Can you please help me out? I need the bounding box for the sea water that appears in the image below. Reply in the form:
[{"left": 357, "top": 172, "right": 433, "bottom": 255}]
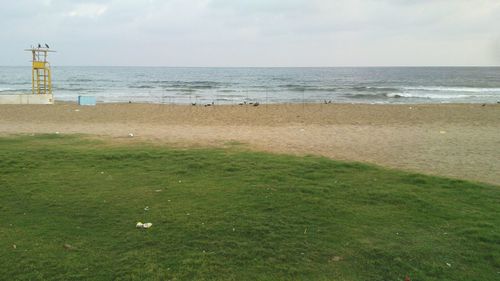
[{"left": 1, "top": 67, "right": 499, "bottom": 104}]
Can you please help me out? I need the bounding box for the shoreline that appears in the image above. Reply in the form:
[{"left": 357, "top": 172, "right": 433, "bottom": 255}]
[
  {"left": 1, "top": 103, "right": 499, "bottom": 185},
  {"left": 53, "top": 100, "right": 500, "bottom": 105}
]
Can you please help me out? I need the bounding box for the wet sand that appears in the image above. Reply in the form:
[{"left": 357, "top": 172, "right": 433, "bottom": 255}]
[{"left": 0, "top": 103, "right": 498, "bottom": 185}]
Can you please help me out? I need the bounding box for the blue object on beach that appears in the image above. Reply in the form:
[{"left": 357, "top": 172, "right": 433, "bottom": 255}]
[{"left": 78, "top": 96, "right": 96, "bottom": 106}]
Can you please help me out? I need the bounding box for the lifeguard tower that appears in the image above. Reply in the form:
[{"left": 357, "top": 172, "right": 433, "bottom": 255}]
[
  {"left": 28, "top": 45, "right": 55, "bottom": 96},
  {"left": 0, "top": 44, "right": 55, "bottom": 104}
]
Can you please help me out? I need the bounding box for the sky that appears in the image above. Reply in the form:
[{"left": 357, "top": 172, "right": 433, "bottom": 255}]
[{"left": 1, "top": 0, "right": 500, "bottom": 67}]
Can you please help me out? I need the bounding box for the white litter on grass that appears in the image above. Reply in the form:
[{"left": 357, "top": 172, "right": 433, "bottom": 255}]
[
  {"left": 55, "top": 132, "right": 60, "bottom": 135},
  {"left": 136, "top": 222, "right": 153, "bottom": 229},
  {"left": 128, "top": 133, "right": 134, "bottom": 137},
  {"left": 144, "top": 206, "right": 150, "bottom": 211},
  {"left": 74, "top": 109, "right": 80, "bottom": 112},
  {"left": 440, "top": 131, "right": 447, "bottom": 134},
  {"left": 331, "top": 256, "right": 342, "bottom": 262},
  {"left": 446, "top": 262, "right": 451, "bottom": 267}
]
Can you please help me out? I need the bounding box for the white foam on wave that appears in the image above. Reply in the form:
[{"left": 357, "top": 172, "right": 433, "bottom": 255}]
[
  {"left": 402, "top": 86, "right": 500, "bottom": 93},
  {"left": 387, "top": 86, "right": 500, "bottom": 100},
  {"left": 386, "top": 93, "right": 480, "bottom": 99}
]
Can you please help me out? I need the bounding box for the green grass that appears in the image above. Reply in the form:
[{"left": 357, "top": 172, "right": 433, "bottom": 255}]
[{"left": 0, "top": 135, "right": 498, "bottom": 281}]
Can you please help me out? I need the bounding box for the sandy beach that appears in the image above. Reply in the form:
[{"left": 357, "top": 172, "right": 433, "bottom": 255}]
[{"left": 0, "top": 102, "right": 498, "bottom": 185}]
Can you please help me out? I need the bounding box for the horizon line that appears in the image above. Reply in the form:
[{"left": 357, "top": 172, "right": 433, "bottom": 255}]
[{"left": 1, "top": 65, "right": 500, "bottom": 68}]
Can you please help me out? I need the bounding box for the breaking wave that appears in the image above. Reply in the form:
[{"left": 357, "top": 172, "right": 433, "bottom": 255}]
[
  {"left": 129, "top": 85, "right": 155, "bottom": 89},
  {"left": 402, "top": 86, "right": 500, "bottom": 93},
  {"left": 344, "top": 85, "right": 500, "bottom": 100},
  {"left": 385, "top": 92, "right": 497, "bottom": 99}
]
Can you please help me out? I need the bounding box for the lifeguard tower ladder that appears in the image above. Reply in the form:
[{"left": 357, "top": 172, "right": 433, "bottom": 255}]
[{"left": 25, "top": 46, "right": 55, "bottom": 95}]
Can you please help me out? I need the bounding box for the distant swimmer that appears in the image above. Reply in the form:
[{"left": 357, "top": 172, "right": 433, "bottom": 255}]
[{"left": 38, "top": 43, "right": 41, "bottom": 48}]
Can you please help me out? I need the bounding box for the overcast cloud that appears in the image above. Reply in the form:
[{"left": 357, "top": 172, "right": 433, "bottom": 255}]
[{"left": 1, "top": 0, "right": 499, "bottom": 66}]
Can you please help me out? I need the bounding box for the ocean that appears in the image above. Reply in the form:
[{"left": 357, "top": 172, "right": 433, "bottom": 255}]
[{"left": 1, "top": 67, "right": 499, "bottom": 104}]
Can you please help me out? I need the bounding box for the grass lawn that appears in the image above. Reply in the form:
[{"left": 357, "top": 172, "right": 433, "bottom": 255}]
[{"left": 0, "top": 135, "right": 498, "bottom": 280}]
